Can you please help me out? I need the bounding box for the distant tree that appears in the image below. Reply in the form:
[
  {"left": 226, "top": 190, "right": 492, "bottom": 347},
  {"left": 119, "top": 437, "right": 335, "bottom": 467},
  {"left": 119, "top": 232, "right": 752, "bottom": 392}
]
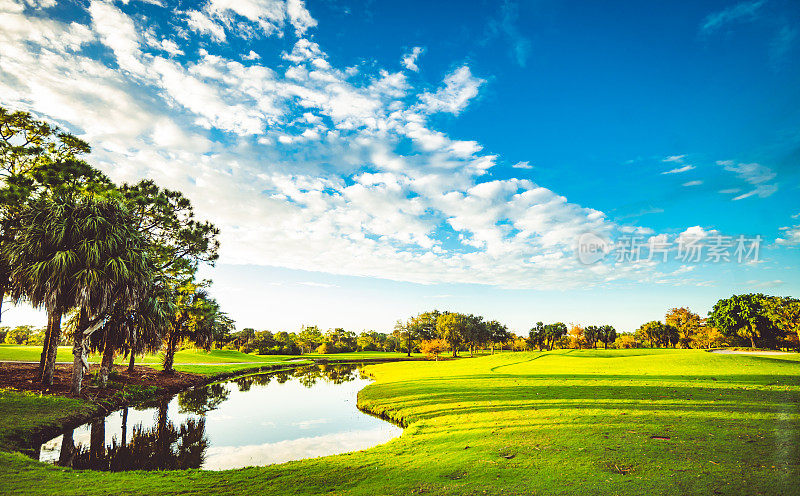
[
  {"left": 707, "top": 294, "right": 780, "bottom": 348},
  {"left": 463, "top": 314, "right": 489, "bottom": 356},
  {"left": 4, "top": 325, "right": 33, "bottom": 344},
  {"left": 763, "top": 296, "right": 800, "bottom": 347},
  {"left": 487, "top": 320, "right": 512, "bottom": 354},
  {"left": 544, "top": 322, "right": 567, "bottom": 350},
  {"left": 665, "top": 307, "right": 701, "bottom": 348},
  {"left": 436, "top": 313, "right": 467, "bottom": 357},
  {"left": 568, "top": 324, "right": 586, "bottom": 349},
  {"left": 511, "top": 336, "right": 529, "bottom": 351},
  {"left": 584, "top": 325, "right": 600, "bottom": 349},
  {"left": 162, "top": 282, "right": 221, "bottom": 374},
  {"left": 528, "top": 322, "right": 546, "bottom": 351},
  {"left": 420, "top": 339, "right": 448, "bottom": 361},
  {"left": 613, "top": 333, "right": 639, "bottom": 349},
  {"left": 598, "top": 325, "right": 617, "bottom": 349},
  {"left": 636, "top": 321, "right": 678, "bottom": 348},
  {"left": 694, "top": 324, "right": 726, "bottom": 349},
  {"left": 296, "top": 325, "right": 323, "bottom": 354}
]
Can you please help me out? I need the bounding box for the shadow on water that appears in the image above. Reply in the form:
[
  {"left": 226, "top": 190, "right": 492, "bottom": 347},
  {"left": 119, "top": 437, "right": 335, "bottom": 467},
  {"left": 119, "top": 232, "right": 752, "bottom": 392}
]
[{"left": 35, "top": 363, "right": 389, "bottom": 471}]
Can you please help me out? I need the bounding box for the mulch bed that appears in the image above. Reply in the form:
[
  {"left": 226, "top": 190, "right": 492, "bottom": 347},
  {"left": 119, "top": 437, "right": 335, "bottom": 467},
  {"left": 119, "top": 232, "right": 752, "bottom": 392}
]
[{"left": 0, "top": 362, "right": 206, "bottom": 401}]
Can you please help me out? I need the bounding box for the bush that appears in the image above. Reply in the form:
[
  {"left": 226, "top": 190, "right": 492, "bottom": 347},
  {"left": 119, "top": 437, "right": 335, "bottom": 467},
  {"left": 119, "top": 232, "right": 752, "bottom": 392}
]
[
  {"left": 420, "top": 339, "right": 448, "bottom": 360},
  {"left": 613, "top": 335, "right": 639, "bottom": 349},
  {"left": 316, "top": 342, "right": 337, "bottom": 354}
]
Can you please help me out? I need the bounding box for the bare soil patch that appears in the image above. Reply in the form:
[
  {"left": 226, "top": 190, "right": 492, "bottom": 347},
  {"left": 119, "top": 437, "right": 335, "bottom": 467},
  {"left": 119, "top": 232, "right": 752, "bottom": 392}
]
[{"left": 0, "top": 362, "right": 205, "bottom": 400}]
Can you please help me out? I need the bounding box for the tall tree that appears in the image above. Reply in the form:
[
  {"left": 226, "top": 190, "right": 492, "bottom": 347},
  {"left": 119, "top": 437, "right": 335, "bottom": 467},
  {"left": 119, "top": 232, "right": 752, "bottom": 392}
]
[
  {"left": 121, "top": 180, "right": 219, "bottom": 275},
  {"left": 9, "top": 195, "right": 150, "bottom": 393},
  {"left": 598, "top": 325, "right": 617, "bottom": 349},
  {"left": 665, "top": 307, "right": 701, "bottom": 348},
  {"left": 463, "top": 314, "right": 489, "bottom": 356},
  {"left": 707, "top": 294, "right": 779, "bottom": 348},
  {"left": 487, "top": 320, "right": 511, "bottom": 354},
  {"left": 763, "top": 296, "right": 800, "bottom": 347},
  {"left": 0, "top": 107, "right": 92, "bottom": 322},
  {"left": 161, "top": 282, "right": 224, "bottom": 374},
  {"left": 584, "top": 325, "right": 600, "bottom": 349},
  {"left": 436, "top": 313, "right": 467, "bottom": 357},
  {"left": 544, "top": 322, "right": 567, "bottom": 350},
  {"left": 528, "top": 322, "right": 546, "bottom": 351}
]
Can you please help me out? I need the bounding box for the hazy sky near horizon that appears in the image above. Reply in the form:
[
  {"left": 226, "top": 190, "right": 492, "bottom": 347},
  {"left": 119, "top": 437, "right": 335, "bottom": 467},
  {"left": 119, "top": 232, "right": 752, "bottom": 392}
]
[{"left": 1, "top": 0, "right": 799, "bottom": 334}]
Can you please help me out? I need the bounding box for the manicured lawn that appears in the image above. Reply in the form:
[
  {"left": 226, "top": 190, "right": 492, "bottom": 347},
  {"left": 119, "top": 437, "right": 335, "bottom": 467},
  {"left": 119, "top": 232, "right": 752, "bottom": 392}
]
[
  {"left": 0, "top": 345, "right": 418, "bottom": 366},
  {"left": 0, "top": 349, "right": 798, "bottom": 495}
]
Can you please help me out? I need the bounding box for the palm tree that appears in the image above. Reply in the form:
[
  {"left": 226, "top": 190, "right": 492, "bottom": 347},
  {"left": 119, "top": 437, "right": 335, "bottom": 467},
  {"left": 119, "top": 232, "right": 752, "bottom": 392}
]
[
  {"left": 9, "top": 194, "right": 150, "bottom": 393},
  {"left": 91, "top": 276, "right": 172, "bottom": 384},
  {"left": 162, "top": 282, "right": 220, "bottom": 374},
  {"left": 9, "top": 198, "right": 80, "bottom": 385}
]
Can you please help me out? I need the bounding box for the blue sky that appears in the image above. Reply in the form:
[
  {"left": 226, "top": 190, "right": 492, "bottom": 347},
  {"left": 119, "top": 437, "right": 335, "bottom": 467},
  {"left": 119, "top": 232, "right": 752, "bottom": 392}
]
[{"left": 1, "top": 0, "right": 798, "bottom": 334}]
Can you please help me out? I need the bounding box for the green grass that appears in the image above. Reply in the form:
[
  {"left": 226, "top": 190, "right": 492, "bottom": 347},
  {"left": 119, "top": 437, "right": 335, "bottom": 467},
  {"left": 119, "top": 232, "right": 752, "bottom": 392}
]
[
  {"left": 0, "top": 344, "right": 417, "bottom": 366},
  {"left": 1, "top": 349, "right": 798, "bottom": 495},
  {"left": 0, "top": 389, "right": 93, "bottom": 453}
]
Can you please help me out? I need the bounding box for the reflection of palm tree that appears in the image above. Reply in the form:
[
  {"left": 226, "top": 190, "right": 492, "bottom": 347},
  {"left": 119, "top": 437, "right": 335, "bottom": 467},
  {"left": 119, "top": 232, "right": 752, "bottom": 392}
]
[
  {"left": 89, "top": 419, "right": 105, "bottom": 465},
  {"left": 121, "top": 407, "right": 128, "bottom": 447},
  {"left": 61, "top": 397, "right": 208, "bottom": 471},
  {"left": 58, "top": 428, "right": 75, "bottom": 467}
]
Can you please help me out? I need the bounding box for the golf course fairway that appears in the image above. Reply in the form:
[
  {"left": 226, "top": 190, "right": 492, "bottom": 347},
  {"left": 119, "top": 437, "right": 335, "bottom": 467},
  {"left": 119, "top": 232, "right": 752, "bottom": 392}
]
[{"left": 1, "top": 349, "right": 798, "bottom": 495}]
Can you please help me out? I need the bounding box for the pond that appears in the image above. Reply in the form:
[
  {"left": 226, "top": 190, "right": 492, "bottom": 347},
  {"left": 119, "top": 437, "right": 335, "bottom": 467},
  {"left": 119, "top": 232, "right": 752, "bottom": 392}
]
[{"left": 36, "top": 364, "right": 402, "bottom": 471}]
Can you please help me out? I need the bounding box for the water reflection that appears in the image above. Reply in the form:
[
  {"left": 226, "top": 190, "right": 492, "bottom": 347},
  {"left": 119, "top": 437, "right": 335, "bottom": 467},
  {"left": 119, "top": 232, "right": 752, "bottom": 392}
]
[{"left": 38, "top": 364, "right": 401, "bottom": 471}]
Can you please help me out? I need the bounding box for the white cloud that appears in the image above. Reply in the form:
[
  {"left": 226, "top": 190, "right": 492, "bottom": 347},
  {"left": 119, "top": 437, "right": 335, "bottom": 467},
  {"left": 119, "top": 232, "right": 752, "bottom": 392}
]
[
  {"left": 662, "top": 155, "right": 686, "bottom": 163},
  {"left": 719, "top": 160, "right": 777, "bottom": 200},
  {"left": 243, "top": 50, "right": 261, "bottom": 60},
  {"left": 286, "top": 0, "right": 316, "bottom": 36},
  {"left": 662, "top": 164, "right": 695, "bottom": 174},
  {"left": 417, "top": 66, "right": 484, "bottom": 115},
  {"left": 682, "top": 180, "right": 702, "bottom": 186},
  {"left": 401, "top": 46, "right": 424, "bottom": 72},
  {"left": 0, "top": 0, "right": 682, "bottom": 291},
  {"left": 511, "top": 161, "right": 533, "bottom": 169},
  {"left": 701, "top": 0, "right": 766, "bottom": 34},
  {"left": 186, "top": 10, "right": 226, "bottom": 42},
  {"left": 776, "top": 215, "right": 800, "bottom": 246}
]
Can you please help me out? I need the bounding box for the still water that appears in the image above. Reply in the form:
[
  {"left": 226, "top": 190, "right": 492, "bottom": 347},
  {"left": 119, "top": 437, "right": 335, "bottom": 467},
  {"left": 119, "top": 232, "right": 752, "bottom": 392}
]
[{"left": 37, "top": 364, "right": 402, "bottom": 471}]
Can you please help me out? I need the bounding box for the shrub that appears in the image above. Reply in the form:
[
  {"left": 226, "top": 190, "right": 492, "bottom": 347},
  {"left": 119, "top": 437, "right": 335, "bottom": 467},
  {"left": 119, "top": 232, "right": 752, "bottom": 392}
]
[
  {"left": 613, "top": 335, "right": 639, "bottom": 349},
  {"left": 316, "top": 342, "right": 337, "bottom": 354},
  {"left": 420, "top": 339, "right": 448, "bottom": 360}
]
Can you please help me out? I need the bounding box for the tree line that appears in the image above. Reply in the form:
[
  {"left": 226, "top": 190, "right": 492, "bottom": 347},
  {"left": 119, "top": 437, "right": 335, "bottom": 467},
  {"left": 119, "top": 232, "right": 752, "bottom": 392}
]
[
  {"left": 633, "top": 294, "right": 799, "bottom": 350},
  {"left": 225, "top": 326, "right": 406, "bottom": 355},
  {"left": 0, "top": 106, "right": 233, "bottom": 394}
]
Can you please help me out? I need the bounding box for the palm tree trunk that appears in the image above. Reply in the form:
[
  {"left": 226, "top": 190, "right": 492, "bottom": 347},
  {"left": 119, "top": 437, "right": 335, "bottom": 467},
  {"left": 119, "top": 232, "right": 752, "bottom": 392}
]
[
  {"left": 42, "top": 313, "right": 62, "bottom": 386},
  {"left": 99, "top": 335, "right": 115, "bottom": 388},
  {"left": 163, "top": 332, "right": 177, "bottom": 374},
  {"left": 37, "top": 313, "right": 53, "bottom": 381},
  {"left": 127, "top": 331, "right": 137, "bottom": 373},
  {"left": 71, "top": 308, "right": 88, "bottom": 395}
]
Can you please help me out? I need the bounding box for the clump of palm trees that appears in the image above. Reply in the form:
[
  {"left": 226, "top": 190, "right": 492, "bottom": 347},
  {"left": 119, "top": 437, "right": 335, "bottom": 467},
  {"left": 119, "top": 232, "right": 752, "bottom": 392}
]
[{"left": 0, "top": 106, "right": 233, "bottom": 395}]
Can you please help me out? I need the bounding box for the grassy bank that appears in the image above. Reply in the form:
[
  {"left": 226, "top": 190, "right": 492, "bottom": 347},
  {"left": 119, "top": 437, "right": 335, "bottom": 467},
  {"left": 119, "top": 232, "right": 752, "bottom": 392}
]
[{"left": 1, "top": 349, "right": 798, "bottom": 495}]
